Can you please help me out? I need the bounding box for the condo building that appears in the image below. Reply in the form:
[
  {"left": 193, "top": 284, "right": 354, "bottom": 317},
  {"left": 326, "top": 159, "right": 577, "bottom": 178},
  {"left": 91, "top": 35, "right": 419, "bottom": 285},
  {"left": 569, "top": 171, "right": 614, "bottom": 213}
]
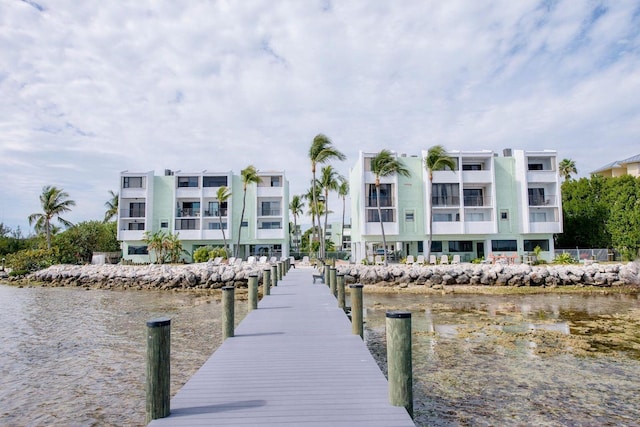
[
  {"left": 118, "top": 169, "right": 289, "bottom": 262},
  {"left": 349, "top": 149, "right": 563, "bottom": 263}
]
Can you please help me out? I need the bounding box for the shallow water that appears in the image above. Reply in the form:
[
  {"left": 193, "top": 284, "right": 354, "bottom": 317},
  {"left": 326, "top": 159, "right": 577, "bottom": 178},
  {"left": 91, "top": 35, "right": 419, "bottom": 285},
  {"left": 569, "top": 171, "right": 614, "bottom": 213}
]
[
  {"left": 363, "top": 292, "right": 640, "bottom": 426},
  {"left": 1, "top": 285, "right": 639, "bottom": 426}
]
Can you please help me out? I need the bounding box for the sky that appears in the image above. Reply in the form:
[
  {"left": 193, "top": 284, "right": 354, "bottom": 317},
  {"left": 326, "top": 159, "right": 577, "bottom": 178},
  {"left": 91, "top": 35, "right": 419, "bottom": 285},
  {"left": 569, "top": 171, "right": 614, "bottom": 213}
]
[{"left": 1, "top": 0, "right": 639, "bottom": 235}]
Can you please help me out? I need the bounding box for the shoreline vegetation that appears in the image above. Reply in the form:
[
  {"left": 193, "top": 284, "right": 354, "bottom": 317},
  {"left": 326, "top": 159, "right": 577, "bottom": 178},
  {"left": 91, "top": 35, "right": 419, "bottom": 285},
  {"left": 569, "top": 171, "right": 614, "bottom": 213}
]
[{"left": 1, "top": 260, "right": 639, "bottom": 294}]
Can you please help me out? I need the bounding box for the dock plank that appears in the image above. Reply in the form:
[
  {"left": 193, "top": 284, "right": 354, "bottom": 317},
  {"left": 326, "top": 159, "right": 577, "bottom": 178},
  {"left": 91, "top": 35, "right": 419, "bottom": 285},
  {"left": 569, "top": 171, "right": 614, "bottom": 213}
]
[{"left": 148, "top": 268, "right": 415, "bottom": 426}]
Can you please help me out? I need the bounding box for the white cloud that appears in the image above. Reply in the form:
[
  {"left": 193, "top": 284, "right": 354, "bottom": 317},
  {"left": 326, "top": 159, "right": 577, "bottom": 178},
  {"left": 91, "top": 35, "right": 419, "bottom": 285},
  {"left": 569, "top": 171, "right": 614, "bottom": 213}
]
[{"left": 0, "top": 0, "right": 639, "bottom": 232}]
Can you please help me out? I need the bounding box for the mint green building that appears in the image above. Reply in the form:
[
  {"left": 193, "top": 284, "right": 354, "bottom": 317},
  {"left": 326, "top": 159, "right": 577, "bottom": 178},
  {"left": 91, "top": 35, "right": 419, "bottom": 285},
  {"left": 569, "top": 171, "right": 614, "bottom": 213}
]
[
  {"left": 349, "top": 149, "right": 562, "bottom": 263},
  {"left": 118, "top": 169, "right": 289, "bottom": 262}
]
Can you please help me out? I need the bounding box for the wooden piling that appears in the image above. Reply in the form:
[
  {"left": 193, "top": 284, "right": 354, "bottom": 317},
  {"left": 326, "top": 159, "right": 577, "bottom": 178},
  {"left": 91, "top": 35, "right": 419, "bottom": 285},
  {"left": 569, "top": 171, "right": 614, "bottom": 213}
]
[
  {"left": 324, "top": 264, "right": 330, "bottom": 288},
  {"left": 263, "top": 269, "right": 271, "bottom": 296},
  {"left": 350, "top": 284, "right": 364, "bottom": 339},
  {"left": 146, "top": 317, "right": 171, "bottom": 423},
  {"left": 271, "top": 264, "right": 278, "bottom": 287},
  {"left": 337, "top": 273, "right": 345, "bottom": 310},
  {"left": 248, "top": 274, "right": 258, "bottom": 311},
  {"left": 386, "top": 311, "right": 413, "bottom": 417},
  {"left": 222, "top": 286, "right": 235, "bottom": 340},
  {"left": 329, "top": 267, "right": 337, "bottom": 297}
]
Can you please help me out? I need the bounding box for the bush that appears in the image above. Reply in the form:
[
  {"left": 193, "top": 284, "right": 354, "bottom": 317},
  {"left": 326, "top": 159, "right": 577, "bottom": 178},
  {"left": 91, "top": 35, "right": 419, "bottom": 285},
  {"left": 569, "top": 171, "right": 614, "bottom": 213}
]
[
  {"left": 6, "top": 247, "right": 60, "bottom": 272},
  {"left": 209, "top": 247, "right": 228, "bottom": 260},
  {"left": 553, "top": 252, "right": 576, "bottom": 264},
  {"left": 193, "top": 246, "right": 213, "bottom": 263}
]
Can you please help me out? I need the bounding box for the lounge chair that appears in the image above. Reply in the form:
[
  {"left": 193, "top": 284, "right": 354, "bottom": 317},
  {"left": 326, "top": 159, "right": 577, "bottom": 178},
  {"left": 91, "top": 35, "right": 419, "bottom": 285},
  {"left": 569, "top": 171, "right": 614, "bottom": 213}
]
[
  {"left": 452, "top": 254, "right": 461, "bottom": 264},
  {"left": 258, "top": 256, "right": 268, "bottom": 264},
  {"left": 301, "top": 256, "right": 310, "bottom": 266},
  {"left": 416, "top": 255, "right": 425, "bottom": 265},
  {"left": 440, "top": 255, "right": 449, "bottom": 264},
  {"left": 429, "top": 255, "right": 437, "bottom": 265},
  {"left": 375, "top": 255, "right": 384, "bottom": 265},
  {"left": 406, "top": 255, "right": 415, "bottom": 265},
  {"left": 247, "top": 256, "right": 256, "bottom": 265}
]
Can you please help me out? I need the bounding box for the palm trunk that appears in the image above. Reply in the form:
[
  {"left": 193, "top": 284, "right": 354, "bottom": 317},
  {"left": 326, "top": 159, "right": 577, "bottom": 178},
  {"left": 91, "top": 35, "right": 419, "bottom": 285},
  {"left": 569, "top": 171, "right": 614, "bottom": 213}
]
[
  {"left": 218, "top": 212, "right": 228, "bottom": 256},
  {"left": 293, "top": 216, "right": 298, "bottom": 252},
  {"left": 340, "top": 196, "right": 346, "bottom": 252},
  {"left": 235, "top": 188, "right": 247, "bottom": 259},
  {"left": 323, "top": 189, "right": 329, "bottom": 259},
  {"left": 311, "top": 165, "right": 320, "bottom": 259},
  {"left": 426, "top": 176, "right": 433, "bottom": 262},
  {"left": 376, "top": 182, "right": 388, "bottom": 267}
]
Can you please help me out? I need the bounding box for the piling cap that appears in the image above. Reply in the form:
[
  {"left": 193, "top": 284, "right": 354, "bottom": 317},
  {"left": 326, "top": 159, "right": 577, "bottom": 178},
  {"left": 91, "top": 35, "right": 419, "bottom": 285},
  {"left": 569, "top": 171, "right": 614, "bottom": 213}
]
[
  {"left": 349, "top": 284, "right": 364, "bottom": 288},
  {"left": 222, "top": 286, "right": 235, "bottom": 291},
  {"left": 386, "top": 311, "right": 411, "bottom": 319},
  {"left": 147, "top": 317, "right": 171, "bottom": 327}
]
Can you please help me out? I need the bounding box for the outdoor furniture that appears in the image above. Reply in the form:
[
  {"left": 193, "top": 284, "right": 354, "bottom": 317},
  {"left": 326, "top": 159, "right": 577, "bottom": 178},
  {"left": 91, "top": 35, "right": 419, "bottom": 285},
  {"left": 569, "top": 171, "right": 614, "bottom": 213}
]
[
  {"left": 406, "top": 255, "right": 415, "bottom": 265},
  {"left": 374, "top": 255, "right": 384, "bottom": 265},
  {"left": 301, "top": 256, "right": 310, "bottom": 266},
  {"left": 452, "top": 254, "right": 461, "bottom": 264},
  {"left": 416, "top": 255, "right": 425, "bottom": 265},
  {"left": 429, "top": 255, "right": 437, "bottom": 265},
  {"left": 440, "top": 255, "right": 449, "bottom": 264}
]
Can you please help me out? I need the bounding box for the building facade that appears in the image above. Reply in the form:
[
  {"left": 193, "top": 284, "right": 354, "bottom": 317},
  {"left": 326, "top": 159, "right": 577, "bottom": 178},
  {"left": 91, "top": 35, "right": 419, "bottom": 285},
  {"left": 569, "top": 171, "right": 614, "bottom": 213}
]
[
  {"left": 118, "top": 169, "right": 289, "bottom": 262},
  {"left": 591, "top": 153, "right": 640, "bottom": 178},
  {"left": 349, "top": 149, "right": 563, "bottom": 263}
]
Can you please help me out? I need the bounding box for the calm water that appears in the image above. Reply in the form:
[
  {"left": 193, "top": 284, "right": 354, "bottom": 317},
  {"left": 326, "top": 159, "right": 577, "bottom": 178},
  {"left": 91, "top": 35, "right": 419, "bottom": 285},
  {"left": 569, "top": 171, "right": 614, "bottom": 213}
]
[{"left": 1, "top": 285, "right": 639, "bottom": 426}]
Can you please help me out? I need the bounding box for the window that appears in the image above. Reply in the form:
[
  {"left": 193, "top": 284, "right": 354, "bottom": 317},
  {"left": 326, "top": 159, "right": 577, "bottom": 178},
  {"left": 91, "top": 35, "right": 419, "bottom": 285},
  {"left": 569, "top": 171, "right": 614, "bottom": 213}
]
[
  {"left": 128, "top": 245, "right": 148, "bottom": 255},
  {"left": 367, "top": 184, "right": 393, "bottom": 207},
  {"left": 129, "top": 202, "right": 145, "bottom": 218},
  {"left": 207, "top": 201, "right": 228, "bottom": 217},
  {"left": 492, "top": 240, "right": 517, "bottom": 251},
  {"left": 178, "top": 219, "right": 197, "bottom": 230},
  {"left": 160, "top": 221, "right": 168, "bottom": 229},
  {"left": 178, "top": 176, "right": 199, "bottom": 188},
  {"left": 417, "top": 241, "right": 424, "bottom": 252},
  {"left": 270, "top": 176, "right": 282, "bottom": 187},
  {"left": 261, "top": 201, "right": 281, "bottom": 216},
  {"left": 466, "top": 212, "right": 485, "bottom": 221},
  {"left": 123, "top": 176, "right": 143, "bottom": 188},
  {"left": 208, "top": 222, "right": 227, "bottom": 230},
  {"left": 405, "top": 211, "right": 415, "bottom": 222},
  {"left": 367, "top": 209, "right": 395, "bottom": 222},
  {"left": 259, "top": 221, "right": 281, "bottom": 229},
  {"left": 128, "top": 222, "right": 145, "bottom": 230},
  {"left": 203, "top": 176, "right": 227, "bottom": 187},
  {"left": 463, "top": 188, "right": 484, "bottom": 206},
  {"left": 431, "top": 241, "right": 442, "bottom": 252},
  {"left": 530, "top": 212, "right": 548, "bottom": 222},
  {"left": 528, "top": 163, "right": 543, "bottom": 171},
  {"left": 462, "top": 164, "right": 482, "bottom": 171},
  {"left": 433, "top": 213, "right": 459, "bottom": 222},
  {"left": 528, "top": 188, "right": 546, "bottom": 206},
  {"left": 179, "top": 201, "right": 200, "bottom": 217},
  {"left": 432, "top": 184, "right": 459, "bottom": 206},
  {"left": 524, "top": 240, "right": 549, "bottom": 252},
  {"left": 449, "top": 241, "right": 472, "bottom": 252},
  {"left": 241, "top": 221, "right": 248, "bottom": 227},
  {"left": 500, "top": 210, "right": 509, "bottom": 220}
]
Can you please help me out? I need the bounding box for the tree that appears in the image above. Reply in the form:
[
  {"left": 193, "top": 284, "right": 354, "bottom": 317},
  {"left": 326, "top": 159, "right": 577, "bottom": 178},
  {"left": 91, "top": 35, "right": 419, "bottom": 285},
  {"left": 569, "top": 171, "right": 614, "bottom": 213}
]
[
  {"left": 235, "top": 165, "right": 261, "bottom": 258},
  {"left": 424, "top": 145, "right": 456, "bottom": 262},
  {"left": 289, "top": 195, "right": 304, "bottom": 252},
  {"left": 55, "top": 221, "right": 119, "bottom": 263},
  {"left": 304, "top": 182, "right": 322, "bottom": 252},
  {"left": 319, "top": 165, "right": 343, "bottom": 258},
  {"left": 559, "top": 159, "right": 577, "bottom": 182},
  {"left": 337, "top": 178, "right": 349, "bottom": 252},
  {"left": 104, "top": 190, "right": 119, "bottom": 222},
  {"left": 309, "top": 134, "right": 345, "bottom": 259},
  {"left": 144, "top": 230, "right": 168, "bottom": 263},
  {"left": 370, "top": 150, "right": 410, "bottom": 266},
  {"left": 603, "top": 175, "right": 640, "bottom": 260},
  {"left": 28, "top": 185, "right": 76, "bottom": 249},
  {"left": 216, "top": 186, "right": 232, "bottom": 256}
]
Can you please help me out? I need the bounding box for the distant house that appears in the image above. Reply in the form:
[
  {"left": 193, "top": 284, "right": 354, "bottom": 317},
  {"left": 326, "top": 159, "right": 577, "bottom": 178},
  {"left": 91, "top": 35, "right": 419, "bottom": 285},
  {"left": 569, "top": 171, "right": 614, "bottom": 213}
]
[{"left": 591, "top": 154, "right": 640, "bottom": 178}]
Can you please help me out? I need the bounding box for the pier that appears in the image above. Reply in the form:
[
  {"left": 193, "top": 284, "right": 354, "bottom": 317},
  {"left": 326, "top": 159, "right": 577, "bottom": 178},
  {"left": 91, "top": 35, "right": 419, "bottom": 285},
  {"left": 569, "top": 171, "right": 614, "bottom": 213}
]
[{"left": 148, "top": 267, "right": 415, "bottom": 426}]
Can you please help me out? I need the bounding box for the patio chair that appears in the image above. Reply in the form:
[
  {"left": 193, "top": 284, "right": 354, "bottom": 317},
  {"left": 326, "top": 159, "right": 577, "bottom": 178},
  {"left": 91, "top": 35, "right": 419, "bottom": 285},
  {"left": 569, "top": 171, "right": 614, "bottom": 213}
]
[
  {"left": 247, "top": 256, "right": 256, "bottom": 265},
  {"left": 375, "top": 255, "right": 384, "bottom": 265},
  {"left": 258, "top": 256, "right": 268, "bottom": 264},
  {"left": 416, "top": 255, "right": 425, "bottom": 265},
  {"left": 440, "top": 254, "right": 449, "bottom": 264},
  {"left": 406, "top": 255, "right": 415, "bottom": 265},
  {"left": 301, "top": 256, "right": 310, "bottom": 266},
  {"left": 452, "top": 254, "right": 461, "bottom": 264},
  {"left": 429, "top": 255, "right": 437, "bottom": 265}
]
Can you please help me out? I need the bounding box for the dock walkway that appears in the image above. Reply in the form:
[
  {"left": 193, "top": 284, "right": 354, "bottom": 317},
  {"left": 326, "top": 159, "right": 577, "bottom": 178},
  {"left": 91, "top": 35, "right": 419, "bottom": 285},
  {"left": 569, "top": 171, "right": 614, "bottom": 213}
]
[{"left": 148, "top": 267, "right": 415, "bottom": 426}]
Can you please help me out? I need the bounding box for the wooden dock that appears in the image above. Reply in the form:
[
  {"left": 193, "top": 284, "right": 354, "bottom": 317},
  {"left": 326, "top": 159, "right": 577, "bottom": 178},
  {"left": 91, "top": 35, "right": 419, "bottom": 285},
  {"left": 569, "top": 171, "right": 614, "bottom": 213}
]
[{"left": 148, "top": 267, "right": 415, "bottom": 426}]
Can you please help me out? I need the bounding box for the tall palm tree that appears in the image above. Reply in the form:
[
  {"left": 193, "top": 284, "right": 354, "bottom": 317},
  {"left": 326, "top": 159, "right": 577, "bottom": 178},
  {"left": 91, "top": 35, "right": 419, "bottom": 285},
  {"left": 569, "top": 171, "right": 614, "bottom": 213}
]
[
  {"left": 216, "top": 186, "right": 231, "bottom": 256},
  {"left": 559, "top": 158, "right": 577, "bottom": 182},
  {"left": 289, "top": 195, "right": 304, "bottom": 252},
  {"left": 370, "top": 150, "right": 410, "bottom": 266},
  {"left": 337, "top": 177, "right": 349, "bottom": 252},
  {"left": 309, "top": 134, "right": 345, "bottom": 259},
  {"left": 28, "top": 185, "right": 76, "bottom": 249},
  {"left": 319, "top": 165, "right": 343, "bottom": 258},
  {"left": 104, "top": 190, "right": 119, "bottom": 223},
  {"left": 304, "top": 181, "right": 322, "bottom": 254},
  {"left": 424, "top": 145, "right": 456, "bottom": 262},
  {"left": 235, "top": 165, "right": 261, "bottom": 258}
]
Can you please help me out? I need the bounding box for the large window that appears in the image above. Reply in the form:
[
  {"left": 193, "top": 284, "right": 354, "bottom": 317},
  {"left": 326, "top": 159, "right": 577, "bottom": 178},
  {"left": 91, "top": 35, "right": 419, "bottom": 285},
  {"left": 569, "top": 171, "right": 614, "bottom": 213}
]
[
  {"left": 259, "top": 221, "right": 282, "bottom": 229},
  {"left": 178, "top": 176, "right": 199, "bottom": 188},
  {"left": 129, "top": 202, "right": 145, "bottom": 218},
  {"left": 367, "top": 184, "right": 393, "bottom": 207},
  {"left": 431, "top": 241, "right": 442, "bottom": 252},
  {"left": 208, "top": 222, "right": 227, "bottom": 230},
  {"left": 528, "top": 188, "right": 546, "bottom": 206},
  {"left": 492, "top": 240, "right": 517, "bottom": 252},
  {"left": 432, "top": 184, "right": 459, "bottom": 206},
  {"left": 207, "top": 201, "right": 227, "bottom": 217},
  {"left": 366, "top": 209, "right": 394, "bottom": 222},
  {"left": 463, "top": 188, "right": 484, "bottom": 206},
  {"left": 524, "top": 240, "right": 549, "bottom": 252},
  {"left": 203, "top": 176, "right": 227, "bottom": 187},
  {"left": 462, "top": 164, "right": 482, "bottom": 171},
  {"left": 123, "top": 176, "right": 143, "bottom": 188},
  {"left": 178, "top": 201, "right": 200, "bottom": 217},
  {"left": 178, "top": 219, "right": 197, "bottom": 230},
  {"left": 270, "top": 176, "right": 282, "bottom": 187},
  {"left": 261, "top": 201, "right": 281, "bottom": 216},
  {"left": 433, "top": 213, "right": 459, "bottom": 222},
  {"left": 449, "top": 241, "right": 472, "bottom": 252},
  {"left": 530, "top": 212, "right": 548, "bottom": 222},
  {"left": 128, "top": 245, "right": 148, "bottom": 255},
  {"left": 128, "top": 222, "right": 145, "bottom": 230}
]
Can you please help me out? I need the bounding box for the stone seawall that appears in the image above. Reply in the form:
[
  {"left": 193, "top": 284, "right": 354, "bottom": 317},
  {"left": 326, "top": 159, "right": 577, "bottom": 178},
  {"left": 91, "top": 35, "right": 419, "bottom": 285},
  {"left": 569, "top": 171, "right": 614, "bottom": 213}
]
[{"left": 9, "top": 260, "right": 640, "bottom": 290}]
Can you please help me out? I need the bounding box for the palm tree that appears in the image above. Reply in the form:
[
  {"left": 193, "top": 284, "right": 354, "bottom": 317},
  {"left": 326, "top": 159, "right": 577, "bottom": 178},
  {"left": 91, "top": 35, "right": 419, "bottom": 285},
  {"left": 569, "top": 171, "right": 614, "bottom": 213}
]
[
  {"left": 216, "top": 186, "right": 232, "bottom": 256},
  {"left": 289, "top": 195, "right": 304, "bottom": 252},
  {"left": 370, "top": 150, "right": 410, "bottom": 266},
  {"left": 104, "top": 190, "right": 119, "bottom": 222},
  {"left": 235, "top": 165, "right": 261, "bottom": 258},
  {"left": 309, "top": 134, "right": 346, "bottom": 259},
  {"left": 337, "top": 177, "right": 349, "bottom": 252},
  {"left": 559, "top": 158, "right": 577, "bottom": 181},
  {"left": 304, "top": 181, "right": 322, "bottom": 254},
  {"left": 424, "top": 145, "right": 456, "bottom": 262},
  {"left": 28, "top": 185, "right": 76, "bottom": 249},
  {"left": 319, "top": 165, "right": 343, "bottom": 258}
]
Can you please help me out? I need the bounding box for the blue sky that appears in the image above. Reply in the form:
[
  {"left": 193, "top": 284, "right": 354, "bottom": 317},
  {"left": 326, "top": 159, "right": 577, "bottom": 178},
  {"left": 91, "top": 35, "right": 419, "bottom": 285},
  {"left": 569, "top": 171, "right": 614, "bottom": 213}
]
[{"left": 1, "top": 0, "right": 639, "bottom": 233}]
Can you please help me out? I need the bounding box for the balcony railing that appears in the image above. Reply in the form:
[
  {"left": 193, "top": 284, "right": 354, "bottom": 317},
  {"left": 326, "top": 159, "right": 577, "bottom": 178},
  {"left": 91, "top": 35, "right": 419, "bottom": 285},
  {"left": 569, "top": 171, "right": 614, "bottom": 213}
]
[
  {"left": 528, "top": 195, "right": 557, "bottom": 206},
  {"left": 120, "top": 208, "right": 145, "bottom": 218},
  {"left": 176, "top": 208, "right": 201, "bottom": 217},
  {"left": 259, "top": 209, "right": 281, "bottom": 216},
  {"left": 463, "top": 196, "right": 492, "bottom": 207},
  {"left": 432, "top": 196, "right": 460, "bottom": 207},
  {"left": 204, "top": 209, "right": 228, "bottom": 217}
]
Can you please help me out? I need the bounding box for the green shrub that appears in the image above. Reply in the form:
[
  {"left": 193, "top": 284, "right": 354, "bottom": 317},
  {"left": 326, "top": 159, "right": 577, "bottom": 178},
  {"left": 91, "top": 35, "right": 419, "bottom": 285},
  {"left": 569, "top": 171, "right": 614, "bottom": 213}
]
[
  {"left": 193, "top": 246, "right": 213, "bottom": 263},
  {"left": 553, "top": 252, "right": 576, "bottom": 264},
  {"left": 6, "top": 247, "right": 60, "bottom": 272},
  {"left": 209, "top": 247, "right": 228, "bottom": 260},
  {"left": 9, "top": 269, "right": 29, "bottom": 277}
]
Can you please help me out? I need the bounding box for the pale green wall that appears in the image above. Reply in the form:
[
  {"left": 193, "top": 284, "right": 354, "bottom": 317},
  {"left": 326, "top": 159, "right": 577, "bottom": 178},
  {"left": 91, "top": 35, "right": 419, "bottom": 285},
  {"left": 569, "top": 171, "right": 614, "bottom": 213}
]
[
  {"left": 494, "top": 157, "right": 520, "bottom": 236},
  {"left": 152, "top": 176, "right": 175, "bottom": 233},
  {"left": 396, "top": 156, "right": 425, "bottom": 239}
]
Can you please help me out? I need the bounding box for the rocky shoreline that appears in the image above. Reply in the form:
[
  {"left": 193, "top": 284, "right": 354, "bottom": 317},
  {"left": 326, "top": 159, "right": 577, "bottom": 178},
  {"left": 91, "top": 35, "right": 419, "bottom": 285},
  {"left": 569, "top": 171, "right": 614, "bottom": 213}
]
[{"left": 2, "top": 260, "right": 639, "bottom": 290}]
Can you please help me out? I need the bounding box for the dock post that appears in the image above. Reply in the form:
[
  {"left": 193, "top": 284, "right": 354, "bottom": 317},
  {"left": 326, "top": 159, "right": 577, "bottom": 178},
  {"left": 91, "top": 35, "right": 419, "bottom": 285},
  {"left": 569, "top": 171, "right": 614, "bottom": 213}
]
[
  {"left": 248, "top": 274, "right": 258, "bottom": 311},
  {"left": 271, "top": 264, "right": 278, "bottom": 287},
  {"left": 386, "top": 311, "right": 413, "bottom": 417},
  {"left": 263, "top": 269, "right": 271, "bottom": 296},
  {"left": 146, "top": 317, "right": 171, "bottom": 423},
  {"left": 350, "top": 284, "right": 364, "bottom": 338},
  {"left": 337, "top": 273, "right": 345, "bottom": 310},
  {"left": 324, "top": 264, "right": 330, "bottom": 288},
  {"left": 329, "top": 267, "right": 337, "bottom": 297},
  {"left": 277, "top": 261, "right": 283, "bottom": 280},
  {"left": 222, "top": 286, "right": 235, "bottom": 340}
]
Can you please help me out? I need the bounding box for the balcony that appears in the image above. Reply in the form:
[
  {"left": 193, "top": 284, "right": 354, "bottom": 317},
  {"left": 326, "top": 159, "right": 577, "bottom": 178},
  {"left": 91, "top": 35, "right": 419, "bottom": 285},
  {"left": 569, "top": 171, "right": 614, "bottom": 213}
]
[
  {"left": 259, "top": 209, "right": 281, "bottom": 217},
  {"left": 176, "top": 208, "right": 201, "bottom": 217},
  {"left": 366, "top": 196, "right": 393, "bottom": 208},
  {"left": 204, "top": 209, "right": 228, "bottom": 217},
  {"left": 528, "top": 195, "right": 558, "bottom": 207},
  {"left": 463, "top": 196, "right": 492, "bottom": 207},
  {"left": 432, "top": 196, "right": 460, "bottom": 208},
  {"left": 119, "top": 208, "right": 145, "bottom": 219},
  {"left": 461, "top": 169, "right": 492, "bottom": 183}
]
